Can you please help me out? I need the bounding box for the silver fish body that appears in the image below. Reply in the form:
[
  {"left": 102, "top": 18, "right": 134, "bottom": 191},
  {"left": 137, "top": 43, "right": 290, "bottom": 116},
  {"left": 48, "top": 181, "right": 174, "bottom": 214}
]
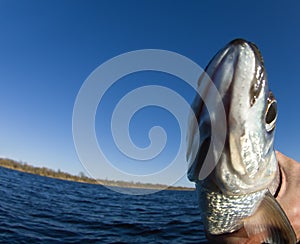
[{"left": 187, "top": 39, "right": 296, "bottom": 242}]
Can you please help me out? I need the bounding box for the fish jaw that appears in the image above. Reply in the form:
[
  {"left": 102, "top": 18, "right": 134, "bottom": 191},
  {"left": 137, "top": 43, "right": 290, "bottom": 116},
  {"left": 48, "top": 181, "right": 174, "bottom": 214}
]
[
  {"left": 219, "top": 40, "right": 278, "bottom": 195},
  {"left": 186, "top": 39, "right": 287, "bottom": 237},
  {"left": 215, "top": 40, "right": 279, "bottom": 194},
  {"left": 188, "top": 39, "right": 279, "bottom": 195}
]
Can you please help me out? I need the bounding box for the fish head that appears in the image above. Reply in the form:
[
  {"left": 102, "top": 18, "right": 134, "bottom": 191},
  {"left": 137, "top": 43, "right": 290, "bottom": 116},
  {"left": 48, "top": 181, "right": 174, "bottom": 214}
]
[
  {"left": 187, "top": 39, "right": 296, "bottom": 242},
  {"left": 188, "top": 39, "right": 279, "bottom": 195}
]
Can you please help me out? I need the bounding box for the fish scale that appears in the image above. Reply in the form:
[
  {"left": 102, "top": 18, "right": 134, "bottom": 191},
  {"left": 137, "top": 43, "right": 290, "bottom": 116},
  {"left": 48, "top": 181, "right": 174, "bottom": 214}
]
[{"left": 197, "top": 184, "right": 266, "bottom": 234}]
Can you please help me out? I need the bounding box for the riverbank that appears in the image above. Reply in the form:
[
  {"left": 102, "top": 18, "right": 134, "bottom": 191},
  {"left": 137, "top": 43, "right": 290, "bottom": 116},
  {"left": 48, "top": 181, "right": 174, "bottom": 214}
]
[{"left": 0, "top": 158, "right": 194, "bottom": 191}]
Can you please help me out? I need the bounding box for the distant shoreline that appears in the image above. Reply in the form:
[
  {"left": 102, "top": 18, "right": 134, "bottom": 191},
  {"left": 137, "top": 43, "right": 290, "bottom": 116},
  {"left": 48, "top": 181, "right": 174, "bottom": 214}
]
[{"left": 0, "top": 158, "right": 194, "bottom": 191}]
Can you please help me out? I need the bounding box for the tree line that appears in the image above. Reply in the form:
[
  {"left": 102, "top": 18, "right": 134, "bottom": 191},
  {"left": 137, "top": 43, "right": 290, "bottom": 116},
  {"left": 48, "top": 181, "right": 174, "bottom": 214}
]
[{"left": 0, "top": 158, "right": 193, "bottom": 191}]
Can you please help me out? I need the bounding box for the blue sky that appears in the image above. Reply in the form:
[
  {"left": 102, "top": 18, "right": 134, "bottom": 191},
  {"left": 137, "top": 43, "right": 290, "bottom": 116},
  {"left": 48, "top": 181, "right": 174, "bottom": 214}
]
[{"left": 0, "top": 0, "right": 299, "bottom": 187}]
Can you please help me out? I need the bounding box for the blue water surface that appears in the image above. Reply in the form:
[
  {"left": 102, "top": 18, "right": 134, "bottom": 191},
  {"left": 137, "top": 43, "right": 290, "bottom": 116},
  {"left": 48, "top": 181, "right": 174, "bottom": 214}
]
[{"left": 0, "top": 167, "right": 207, "bottom": 243}]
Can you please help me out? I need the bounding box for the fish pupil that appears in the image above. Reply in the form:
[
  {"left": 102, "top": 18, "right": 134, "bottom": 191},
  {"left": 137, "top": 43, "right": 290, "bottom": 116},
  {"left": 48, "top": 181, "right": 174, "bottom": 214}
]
[{"left": 265, "top": 100, "right": 277, "bottom": 131}]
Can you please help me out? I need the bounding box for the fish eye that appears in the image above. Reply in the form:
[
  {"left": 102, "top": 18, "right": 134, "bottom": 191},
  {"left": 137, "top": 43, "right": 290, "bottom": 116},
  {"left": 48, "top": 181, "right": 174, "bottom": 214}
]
[{"left": 265, "top": 100, "right": 277, "bottom": 132}]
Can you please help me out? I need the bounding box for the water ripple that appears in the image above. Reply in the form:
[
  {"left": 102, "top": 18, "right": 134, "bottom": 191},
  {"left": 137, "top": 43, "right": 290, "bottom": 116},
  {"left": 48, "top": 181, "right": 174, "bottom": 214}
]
[{"left": 0, "top": 167, "right": 206, "bottom": 243}]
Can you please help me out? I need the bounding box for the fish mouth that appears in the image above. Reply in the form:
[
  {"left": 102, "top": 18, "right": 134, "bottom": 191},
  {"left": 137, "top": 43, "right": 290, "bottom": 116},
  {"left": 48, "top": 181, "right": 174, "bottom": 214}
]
[
  {"left": 227, "top": 38, "right": 265, "bottom": 75},
  {"left": 229, "top": 39, "right": 264, "bottom": 64},
  {"left": 212, "top": 38, "right": 267, "bottom": 108},
  {"left": 248, "top": 41, "right": 264, "bottom": 65}
]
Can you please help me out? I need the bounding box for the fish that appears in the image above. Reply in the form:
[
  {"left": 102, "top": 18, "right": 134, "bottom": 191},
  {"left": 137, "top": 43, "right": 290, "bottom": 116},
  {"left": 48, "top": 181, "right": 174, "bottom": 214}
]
[{"left": 186, "top": 39, "right": 297, "bottom": 243}]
